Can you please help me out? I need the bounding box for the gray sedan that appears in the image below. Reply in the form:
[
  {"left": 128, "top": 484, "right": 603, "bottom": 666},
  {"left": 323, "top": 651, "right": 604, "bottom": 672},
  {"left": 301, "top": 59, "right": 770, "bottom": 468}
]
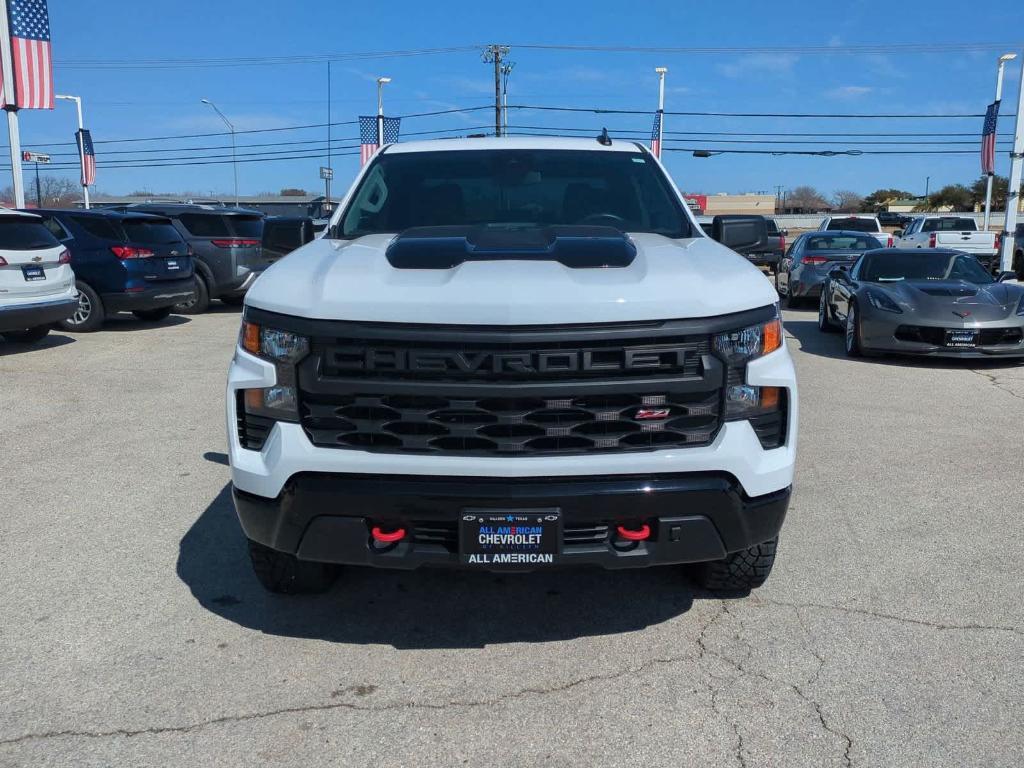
[
  {"left": 819, "top": 248, "right": 1024, "bottom": 359},
  {"left": 776, "top": 231, "right": 883, "bottom": 307}
]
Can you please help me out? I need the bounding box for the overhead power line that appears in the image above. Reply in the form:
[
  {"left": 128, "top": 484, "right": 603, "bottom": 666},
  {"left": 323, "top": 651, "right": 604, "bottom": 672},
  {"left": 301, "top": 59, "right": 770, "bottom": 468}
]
[{"left": 508, "top": 104, "right": 1008, "bottom": 119}]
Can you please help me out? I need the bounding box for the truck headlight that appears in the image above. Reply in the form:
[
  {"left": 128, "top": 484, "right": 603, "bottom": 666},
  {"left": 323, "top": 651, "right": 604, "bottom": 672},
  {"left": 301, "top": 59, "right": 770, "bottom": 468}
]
[
  {"left": 239, "top": 320, "right": 309, "bottom": 421},
  {"left": 713, "top": 310, "right": 787, "bottom": 446}
]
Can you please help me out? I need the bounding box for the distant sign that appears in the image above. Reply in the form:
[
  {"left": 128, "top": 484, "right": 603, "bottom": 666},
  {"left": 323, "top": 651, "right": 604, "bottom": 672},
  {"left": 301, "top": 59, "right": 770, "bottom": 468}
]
[
  {"left": 319, "top": 166, "right": 334, "bottom": 180},
  {"left": 22, "top": 151, "right": 51, "bottom": 164}
]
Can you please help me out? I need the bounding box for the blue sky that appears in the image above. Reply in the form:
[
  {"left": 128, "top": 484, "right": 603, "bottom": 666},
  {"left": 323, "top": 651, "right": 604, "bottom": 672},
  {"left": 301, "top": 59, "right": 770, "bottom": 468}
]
[{"left": 8, "top": 0, "right": 1024, "bottom": 199}]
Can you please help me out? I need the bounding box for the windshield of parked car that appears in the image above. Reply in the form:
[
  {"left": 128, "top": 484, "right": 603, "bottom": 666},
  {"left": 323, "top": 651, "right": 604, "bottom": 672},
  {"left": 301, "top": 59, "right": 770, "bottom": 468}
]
[
  {"left": 921, "top": 217, "right": 977, "bottom": 232},
  {"left": 860, "top": 251, "right": 994, "bottom": 284},
  {"left": 806, "top": 234, "right": 881, "bottom": 251},
  {"left": 0, "top": 217, "right": 60, "bottom": 250},
  {"left": 339, "top": 149, "right": 692, "bottom": 238},
  {"left": 826, "top": 217, "right": 879, "bottom": 232}
]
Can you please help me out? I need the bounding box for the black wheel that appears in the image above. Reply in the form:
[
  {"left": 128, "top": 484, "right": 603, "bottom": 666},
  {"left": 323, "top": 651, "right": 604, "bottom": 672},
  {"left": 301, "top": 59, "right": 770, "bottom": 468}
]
[
  {"left": 247, "top": 539, "right": 339, "bottom": 594},
  {"left": 174, "top": 276, "right": 209, "bottom": 315},
  {"left": 844, "top": 301, "right": 863, "bottom": 357},
  {"left": 2, "top": 325, "right": 50, "bottom": 344},
  {"left": 785, "top": 290, "right": 801, "bottom": 309},
  {"left": 132, "top": 306, "right": 173, "bottom": 322},
  {"left": 58, "top": 282, "right": 105, "bottom": 333},
  {"left": 220, "top": 295, "right": 245, "bottom": 307},
  {"left": 818, "top": 291, "right": 838, "bottom": 333},
  {"left": 693, "top": 537, "right": 778, "bottom": 591}
]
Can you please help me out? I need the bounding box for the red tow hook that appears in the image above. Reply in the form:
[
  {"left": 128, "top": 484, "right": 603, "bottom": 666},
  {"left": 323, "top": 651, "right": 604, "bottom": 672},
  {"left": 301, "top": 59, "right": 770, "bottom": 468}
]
[
  {"left": 371, "top": 526, "right": 406, "bottom": 544},
  {"left": 616, "top": 523, "right": 651, "bottom": 542}
]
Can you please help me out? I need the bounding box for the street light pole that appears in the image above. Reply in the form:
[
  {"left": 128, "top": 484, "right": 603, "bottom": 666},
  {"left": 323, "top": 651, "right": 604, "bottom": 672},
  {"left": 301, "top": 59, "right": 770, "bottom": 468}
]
[
  {"left": 56, "top": 94, "right": 89, "bottom": 209},
  {"left": 984, "top": 54, "right": 1017, "bottom": 230},
  {"left": 201, "top": 99, "right": 238, "bottom": 206},
  {"left": 999, "top": 51, "right": 1024, "bottom": 273},
  {"left": 655, "top": 67, "right": 667, "bottom": 157},
  {"left": 376, "top": 77, "right": 391, "bottom": 148}
]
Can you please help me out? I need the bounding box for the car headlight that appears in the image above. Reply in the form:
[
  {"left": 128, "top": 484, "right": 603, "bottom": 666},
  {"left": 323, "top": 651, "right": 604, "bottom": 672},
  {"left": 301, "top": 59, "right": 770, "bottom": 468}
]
[
  {"left": 866, "top": 290, "right": 902, "bottom": 314},
  {"left": 239, "top": 320, "right": 309, "bottom": 422},
  {"left": 713, "top": 311, "right": 787, "bottom": 431},
  {"left": 1016, "top": 294, "right": 1024, "bottom": 316}
]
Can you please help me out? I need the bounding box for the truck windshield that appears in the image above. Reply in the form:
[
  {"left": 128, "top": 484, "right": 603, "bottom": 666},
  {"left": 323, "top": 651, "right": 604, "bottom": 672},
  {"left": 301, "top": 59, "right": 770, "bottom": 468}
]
[
  {"left": 339, "top": 149, "right": 692, "bottom": 238},
  {"left": 860, "top": 251, "right": 994, "bottom": 284}
]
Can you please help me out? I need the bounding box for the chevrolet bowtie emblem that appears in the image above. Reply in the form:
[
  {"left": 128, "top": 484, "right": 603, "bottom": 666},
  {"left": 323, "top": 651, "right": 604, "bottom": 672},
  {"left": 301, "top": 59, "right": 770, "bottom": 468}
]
[{"left": 31, "top": 255, "right": 42, "bottom": 262}]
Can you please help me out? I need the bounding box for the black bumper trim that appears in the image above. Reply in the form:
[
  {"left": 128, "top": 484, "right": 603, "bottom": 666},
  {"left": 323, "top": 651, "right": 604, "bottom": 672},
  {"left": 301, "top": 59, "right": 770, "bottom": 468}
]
[
  {"left": 233, "top": 473, "right": 790, "bottom": 571},
  {"left": 0, "top": 297, "right": 77, "bottom": 332},
  {"left": 101, "top": 279, "right": 196, "bottom": 312}
]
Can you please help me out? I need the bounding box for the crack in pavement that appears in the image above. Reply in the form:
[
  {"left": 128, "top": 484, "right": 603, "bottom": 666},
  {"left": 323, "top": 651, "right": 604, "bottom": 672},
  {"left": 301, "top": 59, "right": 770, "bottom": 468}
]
[
  {"left": 760, "top": 598, "right": 1022, "bottom": 636},
  {"left": 969, "top": 369, "right": 1024, "bottom": 402}
]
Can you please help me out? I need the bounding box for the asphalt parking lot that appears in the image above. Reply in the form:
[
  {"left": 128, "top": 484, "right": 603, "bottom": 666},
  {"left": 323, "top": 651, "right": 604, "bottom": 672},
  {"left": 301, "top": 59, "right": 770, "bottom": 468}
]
[{"left": 1, "top": 306, "right": 1022, "bottom": 767}]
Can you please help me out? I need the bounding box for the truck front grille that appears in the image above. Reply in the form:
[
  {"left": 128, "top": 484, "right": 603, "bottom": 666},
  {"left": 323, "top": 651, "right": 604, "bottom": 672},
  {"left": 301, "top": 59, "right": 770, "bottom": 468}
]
[{"left": 295, "top": 320, "right": 730, "bottom": 457}]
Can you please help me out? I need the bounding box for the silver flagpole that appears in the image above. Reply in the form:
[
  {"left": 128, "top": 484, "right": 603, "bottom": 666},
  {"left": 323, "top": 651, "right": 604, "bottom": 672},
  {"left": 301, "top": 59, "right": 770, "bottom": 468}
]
[{"left": 0, "top": 0, "right": 25, "bottom": 208}]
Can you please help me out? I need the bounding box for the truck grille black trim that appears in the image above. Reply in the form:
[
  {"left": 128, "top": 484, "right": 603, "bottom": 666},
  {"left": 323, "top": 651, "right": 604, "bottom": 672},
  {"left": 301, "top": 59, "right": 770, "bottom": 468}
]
[
  {"left": 236, "top": 392, "right": 274, "bottom": 451},
  {"left": 301, "top": 390, "right": 720, "bottom": 455}
]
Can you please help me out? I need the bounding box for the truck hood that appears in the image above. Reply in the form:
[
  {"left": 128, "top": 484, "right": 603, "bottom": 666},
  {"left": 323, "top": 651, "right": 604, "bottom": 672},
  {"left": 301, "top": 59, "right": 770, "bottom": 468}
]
[{"left": 243, "top": 232, "right": 779, "bottom": 325}]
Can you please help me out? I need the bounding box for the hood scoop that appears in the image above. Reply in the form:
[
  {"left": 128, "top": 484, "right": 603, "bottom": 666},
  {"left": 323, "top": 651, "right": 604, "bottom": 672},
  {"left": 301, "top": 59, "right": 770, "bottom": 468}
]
[
  {"left": 916, "top": 285, "right": 979, "bottom": 298},
  {"left": 385, "top": 225, "right": 637, "bottom": 270}
]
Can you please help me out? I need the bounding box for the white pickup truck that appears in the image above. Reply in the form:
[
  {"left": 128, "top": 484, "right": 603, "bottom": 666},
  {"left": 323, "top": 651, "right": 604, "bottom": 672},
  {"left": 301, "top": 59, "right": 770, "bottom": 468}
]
[
  {"left": 893, "top": 216, "right": 999, "bottom": 271},
  {"left": 817, "top": 215, "right": 893, "bottom": 248}
]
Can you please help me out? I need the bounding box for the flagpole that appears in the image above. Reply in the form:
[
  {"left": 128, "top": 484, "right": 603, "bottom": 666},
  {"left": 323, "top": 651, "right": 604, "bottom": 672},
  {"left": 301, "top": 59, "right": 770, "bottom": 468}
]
[
  {"left": 57, "top": 94, "right": 89, "bottom": 209},
  {"left": 985, "top": 56, "right": 1015, "bottom": 230},
  {"left": 0, "top": 0, "right": 25, "bottom": 208},
  {"left": 1000, "top": 51, "right": 1024, "bottom": 274}
]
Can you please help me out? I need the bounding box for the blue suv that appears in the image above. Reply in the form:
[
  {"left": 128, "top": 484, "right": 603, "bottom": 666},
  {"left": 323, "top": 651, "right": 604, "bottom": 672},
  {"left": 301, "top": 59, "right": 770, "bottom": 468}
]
[{"left": 30, "top": 209, "right": 196, "bottom": 332}]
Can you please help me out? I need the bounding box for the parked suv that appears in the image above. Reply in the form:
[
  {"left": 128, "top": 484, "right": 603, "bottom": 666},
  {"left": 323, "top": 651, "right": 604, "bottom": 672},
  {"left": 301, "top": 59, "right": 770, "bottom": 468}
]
[
  {"left": 113, "top": 204, "right": 267, "bottom": 313},
  {"left": 0, "top": 208, "right": 76, "bottom": 344},
  {"left": 31, "top": 209, "right": 195, "bottom": 332},
  {"left": 227, "top": 137, "right": 798, "bottom": 595}
]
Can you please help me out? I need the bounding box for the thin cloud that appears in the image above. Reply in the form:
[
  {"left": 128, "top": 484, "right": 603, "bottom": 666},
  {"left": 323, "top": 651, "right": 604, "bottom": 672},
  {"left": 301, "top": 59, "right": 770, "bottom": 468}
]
[
  {"left": 825, "top": 85, "right": 874, "bottom": 100},
  {"left": 717, "top": 53, "right": 798, "bottom": 78}
]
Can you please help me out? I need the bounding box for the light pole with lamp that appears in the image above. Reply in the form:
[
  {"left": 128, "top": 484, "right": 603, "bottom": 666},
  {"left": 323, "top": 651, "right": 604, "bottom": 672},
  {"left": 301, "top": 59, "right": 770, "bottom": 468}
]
[
  {"left": 376, "top": 77, "right": 391, "bottom": 148},
  {"left": 200, "top": 99, "right": 238, "bottom": 206},
  {"left": 55, "top": 94, "right": 89, "bottom": 209},
  {"left": 984, "top": 53, "right": 1017, "bottom": 230},
  {"left": 655, "top": 67, "right": 667, "bottom": 157}
]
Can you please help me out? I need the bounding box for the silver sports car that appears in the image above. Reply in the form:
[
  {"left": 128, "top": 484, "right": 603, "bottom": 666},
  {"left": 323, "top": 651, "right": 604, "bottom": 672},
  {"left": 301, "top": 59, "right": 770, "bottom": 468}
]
[{"left": 818, "top": 248, "right": 1024, "bottom": 358}]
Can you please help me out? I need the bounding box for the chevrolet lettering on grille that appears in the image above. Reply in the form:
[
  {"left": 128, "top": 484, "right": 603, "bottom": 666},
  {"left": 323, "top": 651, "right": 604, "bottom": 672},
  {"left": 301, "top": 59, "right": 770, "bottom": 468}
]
[{"left": 328, "top": 346, "right": 693, "bottom": 376}]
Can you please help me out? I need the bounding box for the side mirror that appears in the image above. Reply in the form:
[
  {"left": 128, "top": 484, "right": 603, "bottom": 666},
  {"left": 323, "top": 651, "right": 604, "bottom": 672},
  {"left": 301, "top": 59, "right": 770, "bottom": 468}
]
[
  {"left": 828, "top": 267, "right": 848, "bottom": 279},
  {"left": 711, "top": 215, "right": 769, "bottom": 253},
  {"left": 997, "top": 271, "right": 1017, "bottom": 283},
  {"left": 892, "top": 230, "right": 903, "bottom": 238}
]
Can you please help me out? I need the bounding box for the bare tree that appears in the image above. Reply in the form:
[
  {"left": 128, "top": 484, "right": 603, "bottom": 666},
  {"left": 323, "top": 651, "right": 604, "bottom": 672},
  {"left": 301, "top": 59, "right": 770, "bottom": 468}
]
[
  {"left": 832, "top": 189, "right": 864, "bottom": 213},
  {"left": 786, "top": 186, "right": 829, "bottom": 213}
]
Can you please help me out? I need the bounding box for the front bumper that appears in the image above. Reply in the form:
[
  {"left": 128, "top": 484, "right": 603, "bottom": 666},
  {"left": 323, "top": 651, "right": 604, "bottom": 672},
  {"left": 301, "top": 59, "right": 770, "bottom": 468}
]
[
  {"left": 233, "top": 473, "right": 790, "bottom": 570},
  {"left": 0, "top": 296, "right": 77, "bottom": 332},
  {"left": 101, "top": 279, "right": 196, "bottom": 312},
  {"left": 860, "top": 315, "right": 1024, "bottom": 358}
]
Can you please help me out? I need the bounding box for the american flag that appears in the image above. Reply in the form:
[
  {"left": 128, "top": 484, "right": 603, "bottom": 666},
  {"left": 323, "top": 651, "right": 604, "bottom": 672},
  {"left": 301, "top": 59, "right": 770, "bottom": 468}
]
[
  {"left": 0, "top": 0, "right": 53, "bottom": 110},
  {"left": 981, "top": 101, "right": 999, "bottom": 175},
  {"left": 77, "top": 128, "right": 95, "bottom": 186},
  {"left": 650, "top": 110, "right": 663, "bottom": 158},
  {"left": 359, "top": 115, "right": 401, "bottom": 166}
]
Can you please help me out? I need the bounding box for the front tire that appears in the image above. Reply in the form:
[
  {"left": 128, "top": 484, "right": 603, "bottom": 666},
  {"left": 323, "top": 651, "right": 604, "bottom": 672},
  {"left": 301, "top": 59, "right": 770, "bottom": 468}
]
[
  {"left": 174, "top": 276, "right": 210, "bottom": 315},
  {"left": 58, "top": 282, "right": 105, "bottom": 333},
  {"left": 247, "top": 539, "right": 339, "bottom": 594},
  {"left": 845, "top": 301, "right": 864, "bottom": 357},
  {"left": 132, "top": 306, "right": 173, "bottom": 322},
  {"left": 818, "top": 291, "right": 838, "bottom": 333},
  {"left": 2, "top": 325, "right": 50, "bottom": 344},
  {"left": 693, "top": 537, "right": 778, "bottom": 591}
]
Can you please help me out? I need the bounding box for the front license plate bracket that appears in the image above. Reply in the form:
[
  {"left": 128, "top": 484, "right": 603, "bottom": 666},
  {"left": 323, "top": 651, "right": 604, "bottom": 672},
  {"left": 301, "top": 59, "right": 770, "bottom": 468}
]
[{"left": 459, "top": 508, "right": 561, "bottom": 566}]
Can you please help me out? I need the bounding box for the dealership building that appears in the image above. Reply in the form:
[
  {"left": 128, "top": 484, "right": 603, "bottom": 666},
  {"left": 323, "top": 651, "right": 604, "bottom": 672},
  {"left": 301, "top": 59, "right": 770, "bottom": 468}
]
[{"left": 683, "top": 193, "right": 777, "bottom": 216}]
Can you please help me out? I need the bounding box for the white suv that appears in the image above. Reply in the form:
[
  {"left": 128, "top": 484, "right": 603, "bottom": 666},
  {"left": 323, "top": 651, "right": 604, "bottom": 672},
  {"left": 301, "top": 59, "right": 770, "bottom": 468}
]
[
  {"left": 0, "top": 208, "right": 76, "bottom": 344},
  {"left": 226, "top": 137, "right": 798, "bottom": 594}
]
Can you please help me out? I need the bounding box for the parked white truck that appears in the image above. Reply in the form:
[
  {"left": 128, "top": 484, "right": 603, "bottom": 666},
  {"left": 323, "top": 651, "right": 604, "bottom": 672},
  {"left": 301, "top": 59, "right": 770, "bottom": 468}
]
[
  {"left": 817, "top": 215, "right": 893, "bottom": 248},
  {"left": 226, "top": 136, "right": 798, "bottom": 595},
  {"left": 893, "top": 216, "right": 1000, "bottom": 272}
]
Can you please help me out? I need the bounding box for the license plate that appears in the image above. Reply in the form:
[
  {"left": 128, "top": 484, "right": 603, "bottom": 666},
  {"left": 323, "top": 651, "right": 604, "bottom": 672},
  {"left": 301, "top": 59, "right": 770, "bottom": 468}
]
[
  {"left": 460, "top": 509, "right": 561, "bottom": 566},
  {"left": 945, "top": 329, "right": 978, "bottom": 347},
  {"left": 166, "top": 259, "right": 179, "bottom": 270},
  {"left": 21, "top": 265, "right": 45, "bottom": 281}
]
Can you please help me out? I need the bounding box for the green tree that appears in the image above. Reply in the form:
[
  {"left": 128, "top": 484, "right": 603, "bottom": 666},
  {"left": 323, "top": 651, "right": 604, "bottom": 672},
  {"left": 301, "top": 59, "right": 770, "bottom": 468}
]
[
  {"left": 925, "top": 184, "right": 974, "bottom": 212},
  {"left": 969, "top": 175, "right": 1009, "bottom": 209},
  {"left": 860, "top": 188, "right": 914, "bottom": 211}
]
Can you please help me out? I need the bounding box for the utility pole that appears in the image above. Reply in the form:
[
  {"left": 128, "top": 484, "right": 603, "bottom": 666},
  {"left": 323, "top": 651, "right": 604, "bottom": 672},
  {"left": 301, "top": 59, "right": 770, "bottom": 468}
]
[
  {"left": 1000, "top": 50, "right": 1024, "bottom": 273},
  {"left": 775, "top": 184, "right": 783, "bottom": 212},
  {"left": 984, "top": 54, "right": 1017, "bottom": 230},
  {"left": 655, "top": 67, "right": 667, "bottom": 158},
  {"left": 482, "top": 45, "right": 509, "bottom": 137},
  {"left": 201, "top": 99, "right": 238, "bottom": 206},
  {"left": 501, "top": 61, "right": 515, "bottom": 134},
  {"left": 925, "top": 176, "right": 930, "bottom": 199},
  {"left": 0, "top": 2, "right": 25, "bottom": 208}
]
